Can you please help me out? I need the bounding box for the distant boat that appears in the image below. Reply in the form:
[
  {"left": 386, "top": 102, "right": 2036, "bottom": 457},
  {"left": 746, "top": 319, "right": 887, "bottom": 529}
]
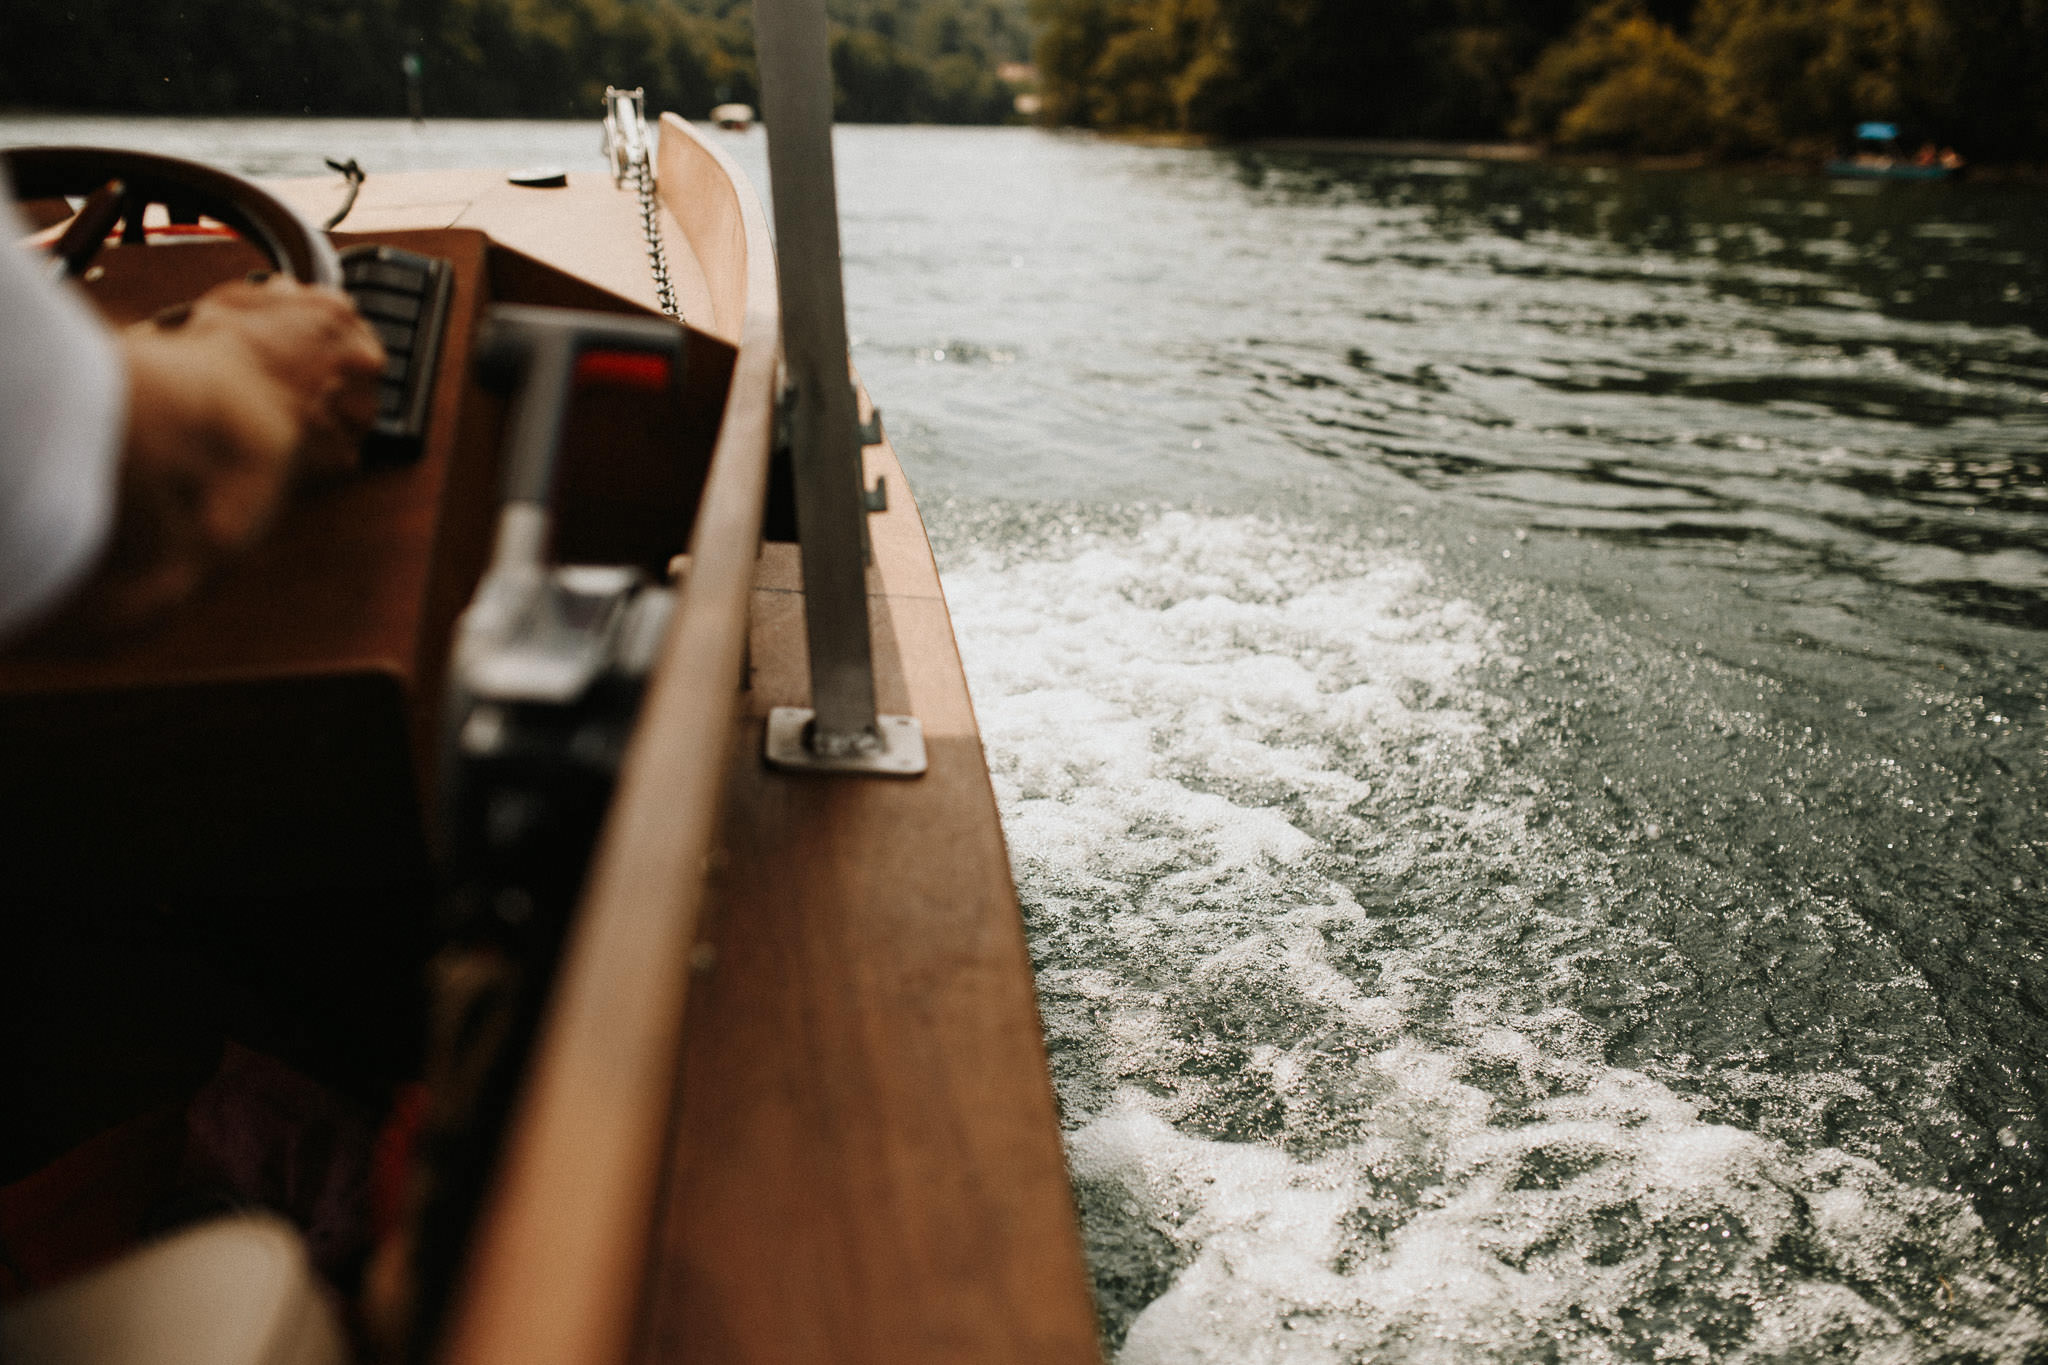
[
  {"left": 1827, "top": 121, "right": 1959, "bottom": 180},
  {"left": 710, "top": 102, "right": 755, "bottom": 131}
]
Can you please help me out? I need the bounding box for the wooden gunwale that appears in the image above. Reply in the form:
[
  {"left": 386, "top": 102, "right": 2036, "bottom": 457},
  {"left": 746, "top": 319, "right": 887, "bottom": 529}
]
[{"left": 436, "top": 114, "right": 780, "bottom": 1365}]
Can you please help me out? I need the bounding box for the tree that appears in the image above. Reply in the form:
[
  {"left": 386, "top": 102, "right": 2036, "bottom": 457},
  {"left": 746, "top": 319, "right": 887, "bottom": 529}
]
[
  {"left": 0, "top": 0, "right": 1028, "bottom": 123},
  {"left": 1697, "top": 0, "right": 1956, "bottom": 151},
  {"left": 1031, "top": 0, "right": 1587, "bottom": 137},
  {"left": 1514, "top": 0, "right": 1730, "bottom": 153}
]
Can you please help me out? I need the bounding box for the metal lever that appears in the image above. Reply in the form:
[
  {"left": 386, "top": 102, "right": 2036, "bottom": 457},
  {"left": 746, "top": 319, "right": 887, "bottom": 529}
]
[
  {"left": 753, "top": 0, "right": 926, "bottom": 777},
  {"left": 454, "top": 304, "right": 683, "bottom": 709}
]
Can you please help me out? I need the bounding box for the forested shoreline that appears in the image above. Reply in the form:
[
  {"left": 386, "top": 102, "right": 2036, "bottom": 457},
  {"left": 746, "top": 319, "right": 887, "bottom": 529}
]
[
  {"left": 8, "top": 0, "right": 2045, "bottom": 161},
  {"left": 1, "top": 0, "right": 1031, "bottom": 125},
  {"left": 1033, "top": 0, "right": 2048, "bottom": 163}
]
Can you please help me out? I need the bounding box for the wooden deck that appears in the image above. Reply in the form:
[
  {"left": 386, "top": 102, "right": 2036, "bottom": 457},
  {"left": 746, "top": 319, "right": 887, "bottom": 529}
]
[
  {"left": 277, "top": 166, "right": 720, "bottom": 336},
  {"left": 641, "top": 436, "right": 1100, "bottom": 1365}
]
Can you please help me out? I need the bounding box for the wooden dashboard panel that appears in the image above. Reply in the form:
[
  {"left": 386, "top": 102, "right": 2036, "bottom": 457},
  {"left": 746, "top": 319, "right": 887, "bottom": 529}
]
[
  {"left": 0, "top": 229, "right": 494, "bottom": 902},
  {"left": 0, "top": 228, "right": 733, "bottom": 904}
]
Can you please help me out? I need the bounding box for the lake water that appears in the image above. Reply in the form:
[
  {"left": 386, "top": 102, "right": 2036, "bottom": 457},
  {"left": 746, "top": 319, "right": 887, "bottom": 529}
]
[{"left": 10, "top": 117, "right": 2048, "bottom": 1362}]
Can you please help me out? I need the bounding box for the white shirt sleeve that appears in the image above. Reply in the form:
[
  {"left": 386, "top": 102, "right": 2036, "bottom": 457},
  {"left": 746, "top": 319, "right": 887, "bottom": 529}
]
[{"left": 0, "top": 184, "right": 125, "bottom": 642}]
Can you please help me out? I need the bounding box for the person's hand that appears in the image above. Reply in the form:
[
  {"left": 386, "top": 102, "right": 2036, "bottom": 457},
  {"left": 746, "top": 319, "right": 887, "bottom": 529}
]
[{"left": 75, "top": 275, "right": 384, "bottom": 630}]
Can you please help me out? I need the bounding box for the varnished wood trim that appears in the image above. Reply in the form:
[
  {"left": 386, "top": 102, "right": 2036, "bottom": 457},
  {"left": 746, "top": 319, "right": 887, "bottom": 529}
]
[
  {"left": 654, "top": 115, "right": 754, "bottom": 342},
  {"left": 437, "top": 114, "right": 781, "bottom": 1365}
]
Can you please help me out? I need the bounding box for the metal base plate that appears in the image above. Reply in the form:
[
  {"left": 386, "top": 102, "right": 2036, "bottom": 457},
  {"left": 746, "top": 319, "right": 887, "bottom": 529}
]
[{"left": 764, "top": 707, "right": 928, "bottom": 777}]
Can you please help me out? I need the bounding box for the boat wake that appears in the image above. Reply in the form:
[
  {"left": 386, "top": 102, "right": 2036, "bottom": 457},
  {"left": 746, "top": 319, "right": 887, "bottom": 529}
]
[{"left": 942, "top": 508, "right": 2046, "bottom": 1363}]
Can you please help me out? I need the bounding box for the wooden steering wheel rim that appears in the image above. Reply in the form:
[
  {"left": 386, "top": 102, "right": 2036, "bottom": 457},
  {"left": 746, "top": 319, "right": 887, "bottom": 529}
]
[{"left": 3, "top": 145, "right": 341, "bottom": 287}]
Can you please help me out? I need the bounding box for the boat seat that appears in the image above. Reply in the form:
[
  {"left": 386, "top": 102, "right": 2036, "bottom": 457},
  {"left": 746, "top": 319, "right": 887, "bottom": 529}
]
[{"left": 0, "top": 1214, "right": 346, "bottom": 1365}]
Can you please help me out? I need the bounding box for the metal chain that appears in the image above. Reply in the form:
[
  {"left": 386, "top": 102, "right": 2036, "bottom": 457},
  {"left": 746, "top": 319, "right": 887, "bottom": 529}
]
[
  {"left": 632, "top": 157, "right": 681, "bottom": 322},
  {"left": 603, "top": 86, "right": 682, "bottom": 323}
]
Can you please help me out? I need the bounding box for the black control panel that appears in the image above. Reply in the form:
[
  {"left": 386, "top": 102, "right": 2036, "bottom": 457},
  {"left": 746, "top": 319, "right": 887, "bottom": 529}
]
[{"left": 341, "top": 243, "right": 455, "bottom": 465}]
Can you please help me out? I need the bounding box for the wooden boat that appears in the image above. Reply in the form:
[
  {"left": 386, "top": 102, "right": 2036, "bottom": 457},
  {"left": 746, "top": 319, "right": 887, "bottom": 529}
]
[{"left": 0, "top": 12, "right": 1102, "bottom": 1363}]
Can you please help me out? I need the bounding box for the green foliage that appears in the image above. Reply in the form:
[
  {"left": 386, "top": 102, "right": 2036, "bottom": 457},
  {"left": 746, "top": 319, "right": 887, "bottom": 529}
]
[
  {"left": 1029, "top": 0, "right": 1115, "bottom": 125},
  {"left": 1937, "top": 0, "right": 2048, "bottom": 160},
  {"left": 829, "top": 24, "right": 1011, "bottom": 121},
  {"left": 1514, "top": 0, "right": 1728, "bottom": 153},
  {"left": 1514, "top": 0, "right": 1963, "bottom": 155},
  {"left": 1695, "top": 0, "right": 1956, "bottom": 147},
  {"left": 1030, "top": 0, "right": 2048, "bottom": 161},
  {"left": 1030, "top": 0, "right": 1584, "bottom": 138},
  {"left": 0, "top": 0, "right": 1032, "bottom": 122},
  {"left": 1557, "top": 21, "right": 1719, "bottom": 153},
  {"left": 11, "top": 0, "right": 2044, "bottom": 154}
]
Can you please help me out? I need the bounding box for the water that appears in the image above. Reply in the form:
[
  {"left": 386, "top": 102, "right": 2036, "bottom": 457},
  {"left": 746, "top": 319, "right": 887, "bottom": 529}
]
[{"left": 11, "top": 118, "right": 2048, "bottom": 1361}]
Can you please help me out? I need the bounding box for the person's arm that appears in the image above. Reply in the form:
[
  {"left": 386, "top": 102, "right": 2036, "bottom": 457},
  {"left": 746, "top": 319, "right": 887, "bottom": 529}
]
[
  {"left": 0, "top": 194, "right": 125, "bottom": 641},
  {"left": 1, "top": 194, "right": 383, "bottom": 642},
  {"left": 73, "top": 278, "right": 385, "bottom": 630}
]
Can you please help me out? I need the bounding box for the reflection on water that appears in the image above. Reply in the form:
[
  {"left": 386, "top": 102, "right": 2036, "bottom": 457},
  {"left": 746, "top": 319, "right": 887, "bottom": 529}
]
[
  {"left": 1206, "top": 153, "right": 2048, "bottom": 632},
  {"left": 11, "top": 118, "right": 2048, "bottom": 1360}
]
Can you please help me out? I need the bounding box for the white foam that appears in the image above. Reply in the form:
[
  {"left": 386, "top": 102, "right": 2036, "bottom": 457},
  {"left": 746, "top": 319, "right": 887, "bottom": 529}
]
[
  {"left": 1078, "top": 1068, "right": 2041, "bottom": 1365},
  {"left": 942, "top": 509, "right": 2045, "bottom": 1361}
]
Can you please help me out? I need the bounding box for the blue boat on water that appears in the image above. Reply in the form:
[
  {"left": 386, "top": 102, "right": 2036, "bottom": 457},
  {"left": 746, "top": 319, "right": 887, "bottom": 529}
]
[{"left": 1827, "top": 121, "right": 1959, "bottom": 179}]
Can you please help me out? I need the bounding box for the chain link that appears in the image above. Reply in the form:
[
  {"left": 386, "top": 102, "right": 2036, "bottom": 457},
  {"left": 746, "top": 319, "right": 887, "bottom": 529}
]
[
  {"left": 604, "top": 86, "right": 681, "bottom": 324},
  {"left": 632, "top": 158, "right": 681, "bottom": 322}
]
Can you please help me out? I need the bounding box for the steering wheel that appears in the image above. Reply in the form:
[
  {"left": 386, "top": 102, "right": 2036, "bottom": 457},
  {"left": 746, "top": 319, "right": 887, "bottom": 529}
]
[{"left": 3, "top": 145, "right": 340, "bottom": 287}]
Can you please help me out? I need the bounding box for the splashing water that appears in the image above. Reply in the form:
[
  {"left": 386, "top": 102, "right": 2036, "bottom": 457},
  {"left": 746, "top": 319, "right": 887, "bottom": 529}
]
[{"left": 945, "top": 510, "right": 2045, "bottom": 1362}]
